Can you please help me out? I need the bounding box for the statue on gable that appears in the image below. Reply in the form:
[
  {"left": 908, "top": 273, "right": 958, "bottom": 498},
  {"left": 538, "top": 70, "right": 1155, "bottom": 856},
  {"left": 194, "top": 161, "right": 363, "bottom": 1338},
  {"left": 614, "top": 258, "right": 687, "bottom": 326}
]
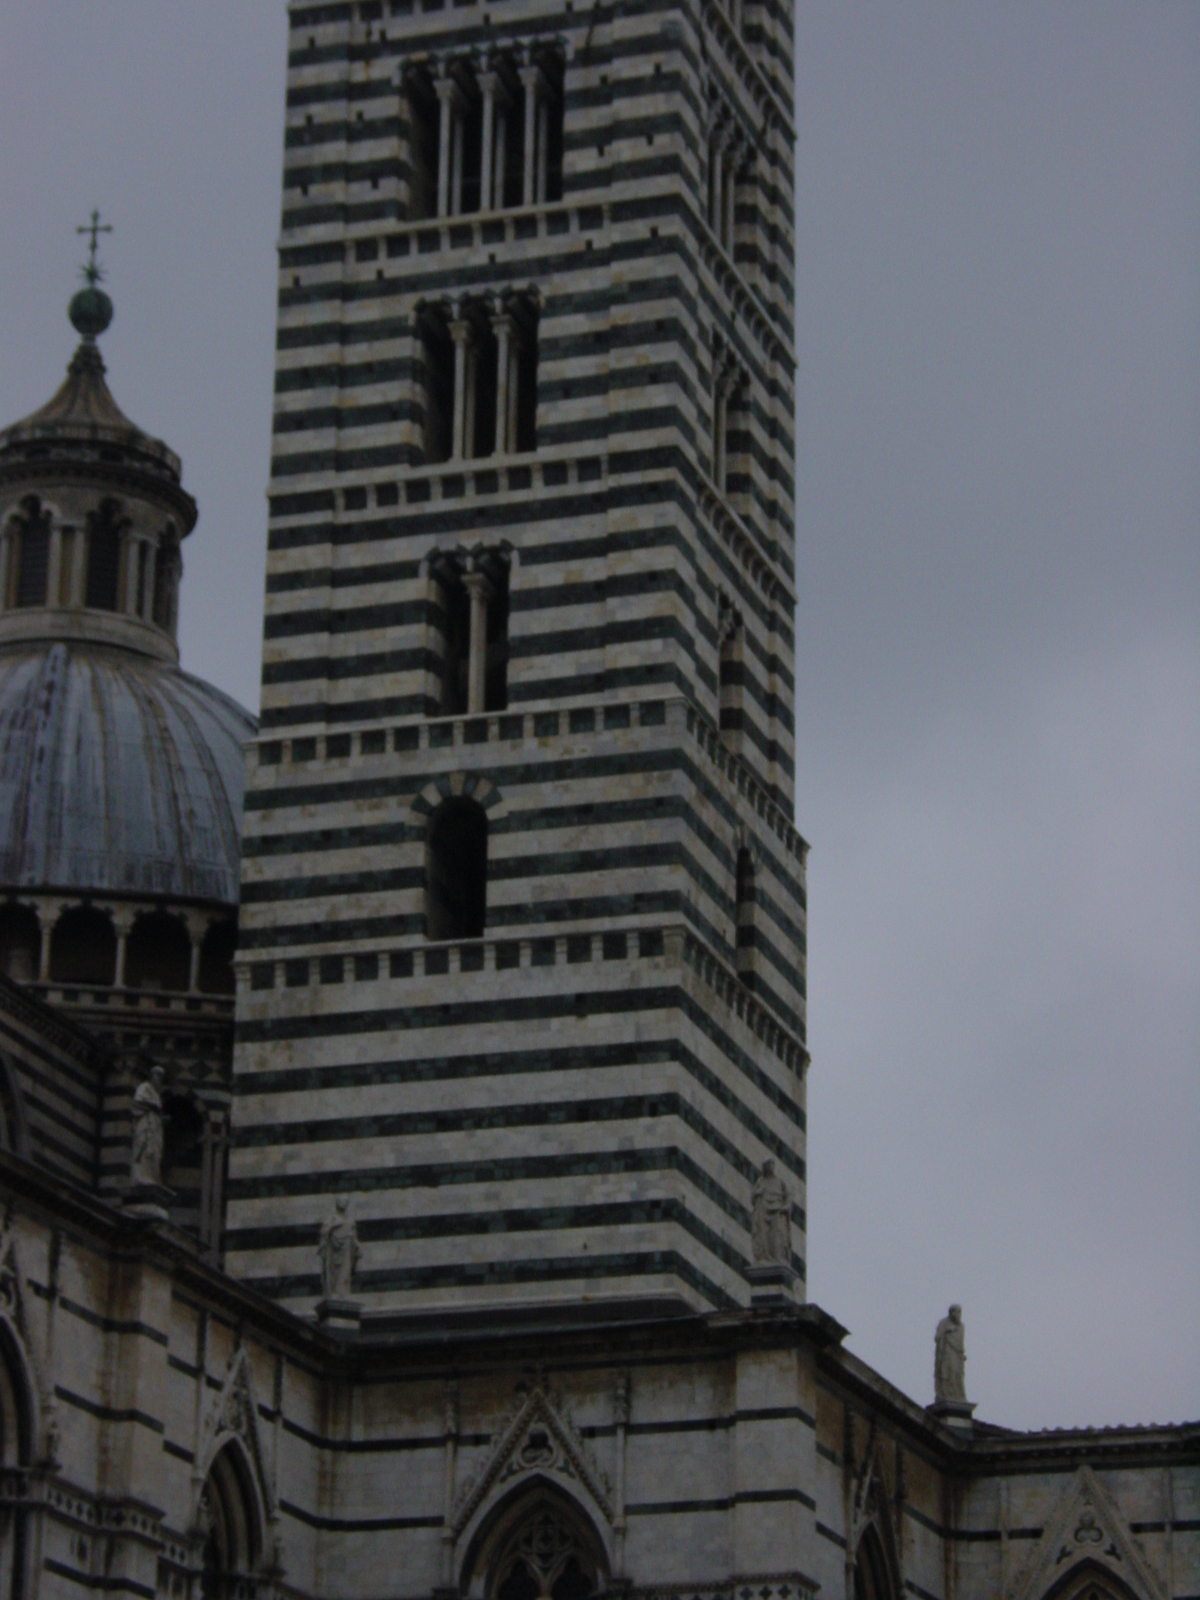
[{"left": 934, "top": 1304, "right": 968, "bottom": 1404}]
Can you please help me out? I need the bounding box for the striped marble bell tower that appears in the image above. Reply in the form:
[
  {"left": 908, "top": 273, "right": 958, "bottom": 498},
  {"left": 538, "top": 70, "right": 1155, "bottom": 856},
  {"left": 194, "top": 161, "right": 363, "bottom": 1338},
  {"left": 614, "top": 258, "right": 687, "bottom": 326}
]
[{"left": 226, "top": 0, "right": 805, "bottom": 1323}]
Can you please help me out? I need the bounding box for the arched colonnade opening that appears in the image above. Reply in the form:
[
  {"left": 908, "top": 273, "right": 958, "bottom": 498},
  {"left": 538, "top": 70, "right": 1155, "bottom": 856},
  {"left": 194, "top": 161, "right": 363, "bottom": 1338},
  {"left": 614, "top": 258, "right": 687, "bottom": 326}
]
[{"left": 0, "top": 900, "right": 237, "bottom": 996}]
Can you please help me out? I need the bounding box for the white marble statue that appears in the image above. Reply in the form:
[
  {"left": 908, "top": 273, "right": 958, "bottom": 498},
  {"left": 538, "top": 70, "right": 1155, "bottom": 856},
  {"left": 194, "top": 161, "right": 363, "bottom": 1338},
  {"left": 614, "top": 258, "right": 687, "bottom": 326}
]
[
  {"left": 130, "top": 1066, "right": 166, "bottom": 1187},
  {"left": 319, "top": 1195, "right": 360, "bottom": 1301},
  {"left": 934, "top": 1304, "right": 967, "bottom": 1403},
  {"left": 751, "top": 1160, "right": 791, "bottom": 1265}
]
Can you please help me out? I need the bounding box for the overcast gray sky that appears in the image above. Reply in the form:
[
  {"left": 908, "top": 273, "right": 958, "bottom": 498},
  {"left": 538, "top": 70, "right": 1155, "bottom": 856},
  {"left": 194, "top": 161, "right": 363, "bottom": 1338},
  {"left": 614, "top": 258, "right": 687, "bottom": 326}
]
[{"left": 0, "top": 4, "right": 1195, "bottom": 1430}]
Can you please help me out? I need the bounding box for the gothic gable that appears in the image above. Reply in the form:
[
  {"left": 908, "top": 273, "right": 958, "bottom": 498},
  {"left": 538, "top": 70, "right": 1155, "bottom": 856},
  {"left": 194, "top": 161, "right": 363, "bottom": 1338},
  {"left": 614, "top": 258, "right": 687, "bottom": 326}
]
[
  {"left": 450, "top": 1382, "right": 614, "bottom": 1543},
  {"left": 192, "top": 1341, "right": 276, "bottom": 1532},
  {"left": 1007, "top": 1466, "right": 1165, "bottom": 1600}
]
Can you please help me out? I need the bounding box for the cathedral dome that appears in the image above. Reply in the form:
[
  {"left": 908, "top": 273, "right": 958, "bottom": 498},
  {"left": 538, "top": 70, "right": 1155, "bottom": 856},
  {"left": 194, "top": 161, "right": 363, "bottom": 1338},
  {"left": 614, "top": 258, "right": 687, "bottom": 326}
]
[
  {"left": 0, "top": 640, "right": 254, "bottom": 902},
  {"left": 0, "top": 267, "right": 255, "bottom": 914}
]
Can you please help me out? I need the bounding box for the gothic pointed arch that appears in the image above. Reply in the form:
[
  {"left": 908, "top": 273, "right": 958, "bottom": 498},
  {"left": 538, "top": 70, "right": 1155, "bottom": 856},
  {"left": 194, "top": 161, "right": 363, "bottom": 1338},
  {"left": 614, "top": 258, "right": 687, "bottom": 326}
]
[
  {"left": 0, "top": 1225, "right": 57, "bottom": 1471},
  {"left": 197, "top": 1436, "right": 265, "bottom": 1600},
  {"left": 460, "top": 1479, "right": 610, "bottom": 1600}
]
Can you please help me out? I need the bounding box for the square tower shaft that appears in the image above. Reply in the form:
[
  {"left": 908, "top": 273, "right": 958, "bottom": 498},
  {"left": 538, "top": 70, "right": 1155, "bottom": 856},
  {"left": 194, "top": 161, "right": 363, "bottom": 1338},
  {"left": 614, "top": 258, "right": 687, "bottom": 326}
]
[{"left": 226, "top": 0, "right": 806, "bottom": 1320}]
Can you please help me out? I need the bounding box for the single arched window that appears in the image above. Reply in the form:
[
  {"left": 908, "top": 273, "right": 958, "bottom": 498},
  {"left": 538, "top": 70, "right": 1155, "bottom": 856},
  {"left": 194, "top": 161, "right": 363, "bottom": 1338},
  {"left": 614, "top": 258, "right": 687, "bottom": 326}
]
[
  {"left": 199, "top": 1441, "right": 263, "bottom": 1600},
  {"left": 126, "top": 910, "right": 190, "bottom": 992},
  {"left": 163, "top": 1093, "right": 205, "bottom": 1234},
  {"left": 426, "top": 797, "right": 487, "bottom": 940},
  {"left": 735, "top": 847, "right": 755, "bottom": 986},
  {"left": 12, "top": 497, "right": 51, "bottom": 609},
  {"left": 854, "top": 1526, "right": 896, "bottom": 1600},
  {"left": 49, "top": 906, "right": 116, "bottom": 987},
  {"left": 85, "top": 499, "right": 124, "bottom": 612},
  {"left": 0, "top": 903, "right": 39, "bottom": 983},
  {"left": 198, "top": 920, "right": 237, "bottom": 995}
]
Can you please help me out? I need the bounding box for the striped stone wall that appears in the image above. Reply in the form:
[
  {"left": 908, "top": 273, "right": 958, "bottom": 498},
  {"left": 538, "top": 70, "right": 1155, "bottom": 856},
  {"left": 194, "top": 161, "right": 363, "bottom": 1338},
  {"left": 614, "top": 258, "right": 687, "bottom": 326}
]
[{"left": 227, "top": 0, "right": 805, "bottom": 1317}]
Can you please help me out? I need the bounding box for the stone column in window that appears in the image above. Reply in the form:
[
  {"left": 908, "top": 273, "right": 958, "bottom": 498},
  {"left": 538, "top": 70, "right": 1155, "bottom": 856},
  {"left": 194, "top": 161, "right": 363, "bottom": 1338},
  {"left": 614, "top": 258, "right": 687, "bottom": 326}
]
[
  {"left": 38, "top": 902, "right": 58, "bottom": 982},
  {"left": 435, "top": 70, "right": 457, "bottom": 218},
  {"left": 449, "top": 313, "right": 472, "bottom": 461},
  {"left": 520, "top": 62, "right": 541, "bottom": 206},
  {"left": 492, "top": 305, "right": 513, "bottom": 454},
  {"left": 122, "top": 532, "right": 140, "bottom": 617},
  {"left": 536, "top": 97, "right": 549, "bottom": 204},
  {"left": 463, "top": 567, "right": 493, "bottom": 715},
  {"left": 141, "top": 541, "right": 157, "bottom": 623},
  {"left": 46, "top": 521, "right": 63, "bottom": 608},
  {"left": 112, "top": 905, "right": 137, "bottom": 989},
  {"left": 494, "top": 103, "right": 508, "bottom": 209},
  {"left": 464, "top": 339, "right": 479, "bottom": 459},
  {"left": 451, "top": 101, "right": 465, "bottom": 216},
  {"left": 165, "top": 544, "right": 182, "bottom": 639},
  {"left": 69, "top": 526, "right": 87, "bottom": 607},
  {"left": 184, "top": 912, "right": 208, "bottom": 994},
  {"left": 479, "top": 67, "right": 500, "bottom": 211}
]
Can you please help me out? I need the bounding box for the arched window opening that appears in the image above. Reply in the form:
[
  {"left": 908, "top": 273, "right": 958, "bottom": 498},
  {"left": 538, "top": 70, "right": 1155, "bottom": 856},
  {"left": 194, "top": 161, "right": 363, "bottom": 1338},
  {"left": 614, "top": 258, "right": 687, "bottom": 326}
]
[
  {"left": 718, "top": 594, "right": 743, "bottom": 747},
  {"left": 514, "top": 303, "right": 539, "bottom": 454},
  {"left": 420, "top": 309, "right": 455, "bottom": 466},
  {"left": 48, "top": 906, "right": 116, "bottom": 988},
  {"left": 430, "top": 549, "right": 510, "bottom": 716},
  {"left": 163, "top": 1093, "right": 205, "bottom": 1233},
  {"left": 85, "top": 499, "right": 124, "bottom": 612},
  {"left": 735, "top": 847, "right": 755, "bottom": 987},
  {"left": 426, "top": 797, "right": 487, "bottom": 941},
  {"left": 125, "top": 911, "right": 190, "bottom": 993},
  {"left": 152, "top": 537, "right": 177, "bottom": 629},
  {"left": 485, "top": 556, "right": 510, "bottom": 712},
  {"left": 0, "top": 1057, "right": 30, "bottom": 1161},
  {"left": 199, "top": 921, "right": 237, "bottom": 996},
  {"left": 11, "top": 498, "right": 50, "bottom": 610},
  {"left": 472, "top": 1489, "right": 607, "bottom": 1600},
  {"left": 433, "top": 560, "right": 471, "bottom": 716},
  {"left": 854, "top": 1527, "right": 895, "bottom": 1600},
  {"left": 199, "top": 1442, "right": 262, "bottom": 1600},
  {"left": 0, "top": 904, "right": 39, "bottom": 983},
  {"left": 724, "top": 381, "right": 750, "bottom": 507},
  {"left": 405, "top": 72, "right": 441, "bottom": 221}
]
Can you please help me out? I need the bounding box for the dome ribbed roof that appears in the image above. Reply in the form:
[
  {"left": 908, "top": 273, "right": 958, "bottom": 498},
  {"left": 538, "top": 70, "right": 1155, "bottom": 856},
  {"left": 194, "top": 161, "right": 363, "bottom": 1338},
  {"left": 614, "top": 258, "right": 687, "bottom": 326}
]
[{"left": 0, "top": 642, "right": 256, "bottom": 904}]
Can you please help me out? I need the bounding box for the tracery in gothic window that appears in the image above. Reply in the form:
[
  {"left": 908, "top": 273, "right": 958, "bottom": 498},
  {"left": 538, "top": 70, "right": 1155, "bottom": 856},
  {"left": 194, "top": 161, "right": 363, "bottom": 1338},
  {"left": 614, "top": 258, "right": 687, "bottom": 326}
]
[{"left": 478, "top": 1491, "right": 605, "bottom": 1600}]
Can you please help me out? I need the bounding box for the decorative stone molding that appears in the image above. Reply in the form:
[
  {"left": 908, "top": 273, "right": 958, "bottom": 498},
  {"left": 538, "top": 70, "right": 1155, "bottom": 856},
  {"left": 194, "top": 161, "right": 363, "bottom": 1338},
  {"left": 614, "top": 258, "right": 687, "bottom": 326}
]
[
  {"left": 411, "top": 773, "right": 506, "bottom": 818},
  {"left": 449, "top": 1382, "right": 614, "bottom": 1548},
  {"left": 1006, "top": 1465, "right": 1166, "bottom": 1600}
]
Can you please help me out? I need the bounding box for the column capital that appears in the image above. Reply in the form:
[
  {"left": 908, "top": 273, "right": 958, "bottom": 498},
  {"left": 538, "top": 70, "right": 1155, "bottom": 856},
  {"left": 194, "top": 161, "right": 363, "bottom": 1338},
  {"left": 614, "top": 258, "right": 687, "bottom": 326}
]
[
  {"left": 106, "top": 903, "right": 139, "bottom": 938},
  {"left": 434, "top": 74, "right": 465, "bottom": 111},
  {"left": 448, "top": 317, "right": 473, "bottom": 348},
  {"left": 462, "top": 568, "right": 495, "bottom": 605}
]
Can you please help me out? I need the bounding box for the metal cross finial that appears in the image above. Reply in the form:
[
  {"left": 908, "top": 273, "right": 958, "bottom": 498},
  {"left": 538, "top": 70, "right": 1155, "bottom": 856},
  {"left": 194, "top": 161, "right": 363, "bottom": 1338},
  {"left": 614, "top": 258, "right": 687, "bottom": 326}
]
[{"left": 76, "top": 208, "right": 112, "bottom": 285}]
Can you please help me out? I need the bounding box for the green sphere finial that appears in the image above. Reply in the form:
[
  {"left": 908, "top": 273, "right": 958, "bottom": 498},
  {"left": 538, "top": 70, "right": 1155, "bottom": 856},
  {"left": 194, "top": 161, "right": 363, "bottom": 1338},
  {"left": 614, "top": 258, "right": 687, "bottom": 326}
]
[{"left": 69, "top": 208, "right": 114, "bottom": 340}]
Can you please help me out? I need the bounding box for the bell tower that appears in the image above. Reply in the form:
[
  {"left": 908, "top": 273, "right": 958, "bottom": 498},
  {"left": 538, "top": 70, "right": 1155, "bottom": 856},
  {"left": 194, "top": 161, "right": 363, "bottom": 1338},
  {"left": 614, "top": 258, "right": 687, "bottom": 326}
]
[{"left": 227, "top": 0, "right": 804, "bottom": 1322}]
